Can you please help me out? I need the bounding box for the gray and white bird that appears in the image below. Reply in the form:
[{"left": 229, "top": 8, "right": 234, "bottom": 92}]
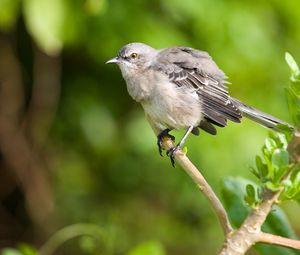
[{"left": 106, "top": 42, "right": 292, "bottom": 166}]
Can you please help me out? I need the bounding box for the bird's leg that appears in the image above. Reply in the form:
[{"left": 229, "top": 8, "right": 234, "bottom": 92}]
[
  {"left": 157, "top": 128, "right": 175, "bottom": 156},
  {"left": 167, "top": 126, "right": 194, "bottom": 167}
]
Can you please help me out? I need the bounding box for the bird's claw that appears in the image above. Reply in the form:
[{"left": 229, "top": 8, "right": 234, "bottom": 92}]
[
  {"left": 166, "top": 145, "right": 180, "bottom": 167},
  {"left": 157, "top": 129, "right": 175, "bottom": 157}
]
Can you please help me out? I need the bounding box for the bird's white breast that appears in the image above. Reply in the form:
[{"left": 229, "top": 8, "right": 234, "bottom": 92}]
[
  {"left": 121, "top": 66, "right": 203, "bottom": 130},
  {"left": 143, "top": 71, "right": 203, "bottom": 130}
]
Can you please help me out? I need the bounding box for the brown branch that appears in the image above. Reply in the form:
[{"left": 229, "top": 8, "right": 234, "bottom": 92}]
[
  {"left": 287, "top": 128, "right": 300, "bottom": 163},
  {"left": 144, "top": 94, "right": 300, "bottom": 254},
  {"left": 219, "top": 189, "right": 282, "bottom": 254},
  {"left": 219, "top": 128, "right": 300, "bottom": 255},
  {"left": 148, "top": 112, "right": 300, "bottom": 254},
  {"left": 259, "top": 232, "right": 300, "bottom": 250},
  {"left": 146, "top": 115, "right": 233, "bottom": 235},
  {"left": 0, "top": 34, "right": 54, "bottom": 226},
  {"left": 23, "top": 45, "right": 61, "bottom": 146}
]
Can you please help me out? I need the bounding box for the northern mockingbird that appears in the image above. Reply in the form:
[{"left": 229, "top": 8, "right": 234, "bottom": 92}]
[{"left": 106, "top": 42, "right": 292, "bottom": 166}]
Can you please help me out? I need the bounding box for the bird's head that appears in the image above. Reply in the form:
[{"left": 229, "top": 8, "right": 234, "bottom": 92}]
[{"left": 106, "top": 43, "right": 157, "bottom": 76}]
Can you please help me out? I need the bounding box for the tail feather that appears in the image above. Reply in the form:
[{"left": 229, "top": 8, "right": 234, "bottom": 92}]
[{"left": 232, "top": 98, "right": 294, "bottom": 132}]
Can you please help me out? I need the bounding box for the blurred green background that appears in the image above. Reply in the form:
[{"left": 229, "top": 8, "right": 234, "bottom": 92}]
[{"left": 0, "top": 0, "right": 299, "bottom": 254}]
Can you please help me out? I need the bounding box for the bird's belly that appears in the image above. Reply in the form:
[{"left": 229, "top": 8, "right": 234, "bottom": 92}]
[{"left": 142, "top": 87, "right": 203, "bottom": 130}]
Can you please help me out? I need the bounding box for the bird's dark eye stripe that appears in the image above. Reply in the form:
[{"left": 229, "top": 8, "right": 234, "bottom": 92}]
[{"left": 116, "top": 53, "right": 128, "bottom": 60}]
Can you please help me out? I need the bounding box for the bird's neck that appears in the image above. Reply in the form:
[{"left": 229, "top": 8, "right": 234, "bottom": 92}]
[{"left": 121, "top": 67, "right": 154, "bottom": 103}]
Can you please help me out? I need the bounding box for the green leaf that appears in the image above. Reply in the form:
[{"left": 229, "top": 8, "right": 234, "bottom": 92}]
[
  {"left": 283, "top": 165, "right": 300, "bottom": 201},
  {"left": 1, "top": 249, "right": 23, "bottom": 255},
  {"left": 250, "top": 166, "right": 260, "bottom": 179},
  {"left": 127, "top": 241, "right": 166, "bottom": 255},
  {"left": 0, "top": 0, "right": 20, "bottom": 31},
  {"left": 255, "top": 155, "right": 268, "bottom": 179},
  {"left": 286, "top": 88, "right": 300, "bottom": 126},
  {"left": 269, "top": 132, "right": 288, "bottom": 149},
  {"left": 244, "top": 184, "right": 258, "bottom": 207},
  {"left": 246, "top": 184, "right": 255, "bottom": 197},
  {"left": 255, "top": 155, "right": 263, "bottom": 171},
  {"left": 221, "top": 177, "right": 251, "bottom": 227},
  {"left": 269, "top": 147, "right": 290, "bottom": 184},
  {"left": 275, "top": 124, "right": 294, "bottom": 142},
  {"left": 84, "top": 0, "right": 107, "bottom": 16},
  {"left": 285, "top": 52, "right": 300, "bottom": 81},
  {"left": 282, "top": 179, "right": 293, "bottom": 188},
  {"left": 265, "top": 181, "right": 281, "bottom": 192},
  {"left": 17, "top": 244, "right": 37, "bottom": 255},
  {"left": 285, "top": 53, "right": 300, "bottom": 126},
  {"left": 264, "top": 138, "right": 277, "bottom": 153},
  {"left": 79, "top": 236, "right": 97, "bottom": 253},
  {"left": 23, "top": 0, "right": 65, "bottom": 55},
  {"left": 272, "top": 149, "right": 289, "bottom": 171}
]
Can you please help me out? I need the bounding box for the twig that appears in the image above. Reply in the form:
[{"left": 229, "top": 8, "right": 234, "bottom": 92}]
[
  {"left": 146, "top": 116, "right": 233, "bottom": 235},
  {"left": 259, "top": 232, "right": 300, "bottom": 250},
  {"left": 39, "top": 224, "right": 105, "bottom": 255}
]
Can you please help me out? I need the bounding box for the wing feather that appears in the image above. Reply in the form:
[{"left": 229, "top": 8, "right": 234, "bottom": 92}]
[{"left": 154, "top": 47, "right": 242, "bottom": 131}]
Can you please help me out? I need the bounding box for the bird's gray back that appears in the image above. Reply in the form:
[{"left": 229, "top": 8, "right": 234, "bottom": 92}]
[{"left": 153, "top": 47, "right": 226, "bottom": 82}]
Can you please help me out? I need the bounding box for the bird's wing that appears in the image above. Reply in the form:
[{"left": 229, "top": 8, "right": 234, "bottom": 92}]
[{"left": 153, "top": 47, "right": 242, "bottom": 129}]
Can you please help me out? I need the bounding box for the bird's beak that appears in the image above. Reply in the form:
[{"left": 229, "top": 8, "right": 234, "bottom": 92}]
[{"left": 105, "top": 57, "right": 119, "bottom": 64}]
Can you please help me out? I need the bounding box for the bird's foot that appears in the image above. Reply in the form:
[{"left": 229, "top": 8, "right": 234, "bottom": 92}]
[
  {"left": 157, "top": 129, "right": 175, "bottom": 156},
  {"left": 166, "top": 145, "right": 181, "bottom": 167}
]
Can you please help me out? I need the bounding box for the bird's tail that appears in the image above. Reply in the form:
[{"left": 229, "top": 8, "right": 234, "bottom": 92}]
[{"left": 232, "top": 98, "right": 294, "bottom": 132}]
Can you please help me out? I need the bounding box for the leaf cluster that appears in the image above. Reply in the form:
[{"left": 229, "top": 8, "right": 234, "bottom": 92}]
[
  {"left": 244, "top": 53, "right": 300, "bottom": 207},
  {"left": 285, "top": 53, "right": 300, "bottom": 127},
  {"left": 248, "top": 132, "right": 300, "bottom": 205}
]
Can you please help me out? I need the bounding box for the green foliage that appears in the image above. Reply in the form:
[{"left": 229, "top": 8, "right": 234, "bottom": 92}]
[
  {"left": 244, "top": 183, "right": 261, "bottom": 208},
  {"left": 282, "top": 164, "right": 300, "bottom": 202},
  {"left": 222, "top": 54, "right": 300, "bottom": 254},
  {"left": 39, "top": 224, "right": 108, "bottom": 255},
  {"left": 127, "top": 241, "right": 166, "bottom": 255},
  {"left": 248, "top": 54, "right": 300, "bottom": 202},
  {"left": 221, "top": 177, "right": 300, "bottom": 255},
  {"left": 285, "top": 52, "right": 300, "bottom": 127},
  {"left": 1, "top": 224, "right": 109, "bottom": 255},
  {"left": 221, "top": 177, "right": 251, "bottom": 227},
  {"left": 1, "top": 249, "right": 23, "bottom": 255},
  {"left": 250, "top": 132, "right": 293, "bottom": 192},
  {"left": 0, "top": 0, "right": 20, "bottom": 30},
  {"left": 1, "top": 244, "right": 37, "bottom": 255},
  {"left": 23, "top": 0, "right": 66, "bottom": 55}
]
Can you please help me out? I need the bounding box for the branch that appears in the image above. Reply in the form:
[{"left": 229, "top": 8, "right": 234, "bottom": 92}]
[
  {"left": 147, "top": 115, "right": 300, "bottom": 254},
  {"left": 0, "top": 35, "right": 54, "bottom": 225},
  {"left": 219, "top": 128, "right": 300, "bottom": 255},
  {"left": 259, "top": 232, "right": 300, "bottom": 250},
  {"left": 23, "top": 45, "right": 61, "bottom": 146},
  {"left": 219, "top": 189, "right": 282, "bottom": 254},
  {"left": 287, "top": 128, "right": 300, "bottom": 163},
  {"left": 146, "top": 116, "right": 233, "bottom": 235}
]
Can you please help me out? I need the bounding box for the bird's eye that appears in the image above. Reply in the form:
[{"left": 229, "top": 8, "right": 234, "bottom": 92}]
[{"left": 130, "top": 53, "right": 138, "bottom": 59}]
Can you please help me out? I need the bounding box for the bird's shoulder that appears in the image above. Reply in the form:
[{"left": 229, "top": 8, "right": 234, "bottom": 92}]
[
  {"left": 152, "top": 46, "right": 227, "bottom": 83},
  {"left": 156, "top": 46, "right": 211, "bottom": 62}
]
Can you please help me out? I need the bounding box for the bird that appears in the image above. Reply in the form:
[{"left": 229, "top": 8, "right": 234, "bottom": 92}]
[{"left": 106, "top": 42, "right": 292, "bottom": 166}]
